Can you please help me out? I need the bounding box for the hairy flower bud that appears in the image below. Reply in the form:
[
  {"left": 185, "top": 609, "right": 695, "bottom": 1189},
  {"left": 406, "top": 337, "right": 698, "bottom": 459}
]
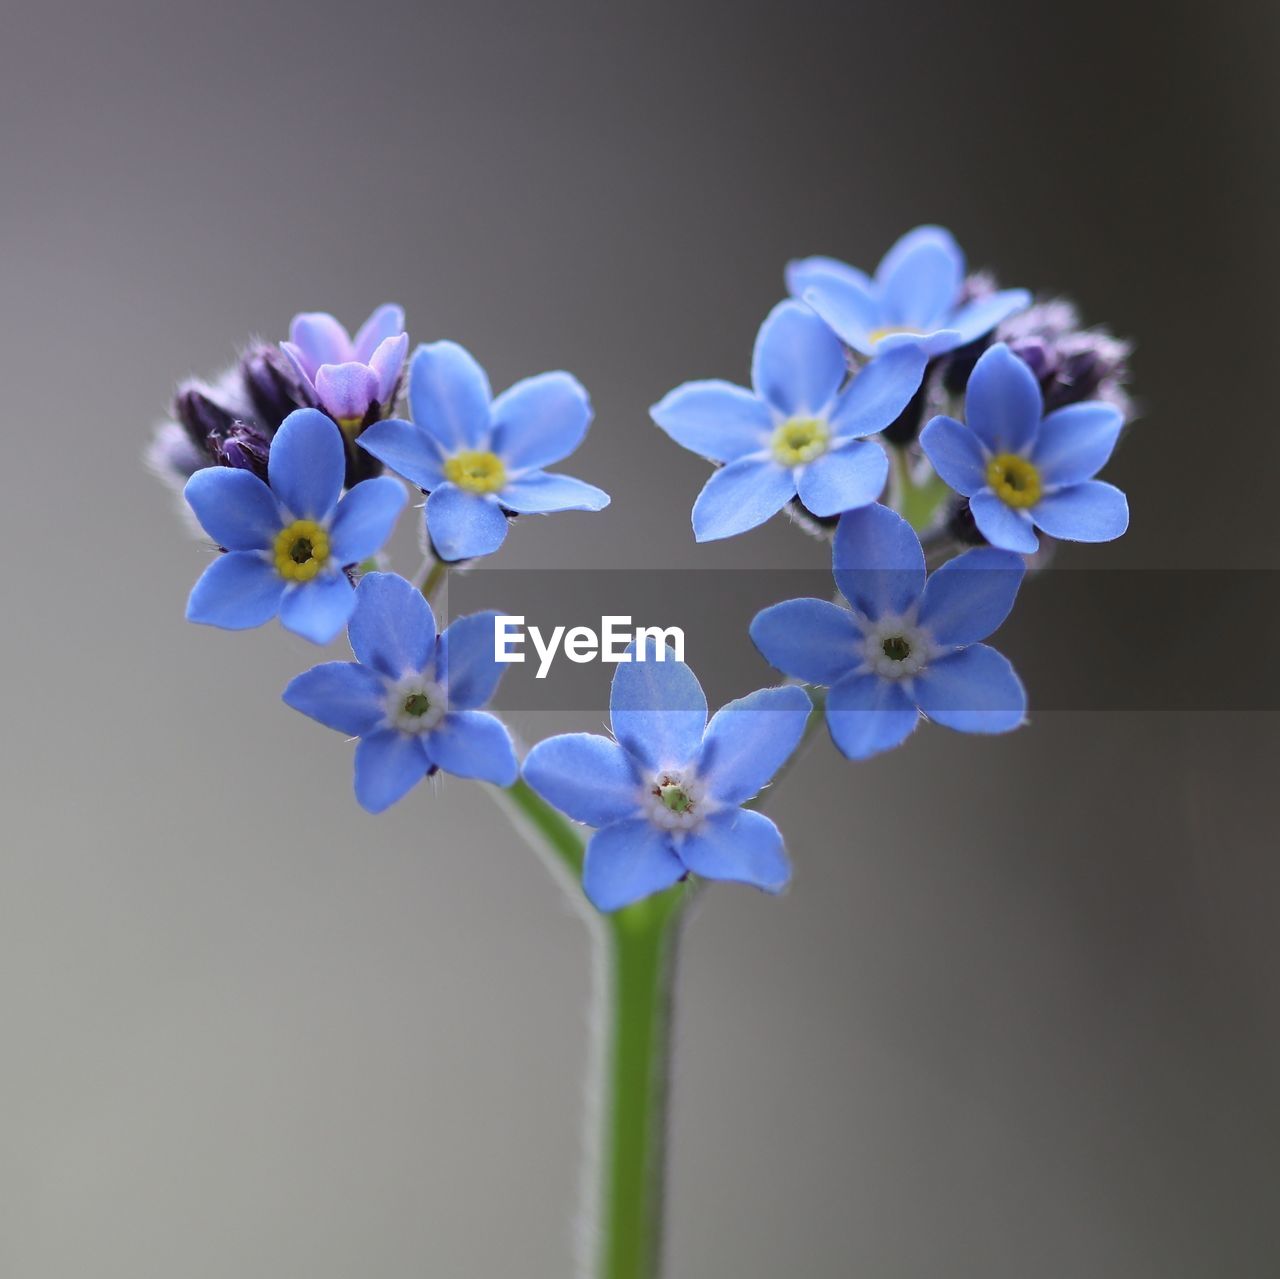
[
  {"left": 209, "top": 420, "right": 272, "bottom": 481},
  {"left": 241, "top": 342, "right": 314, "bottom": 430},
  {"left": 174, "top": 383, "right": 239, "bottom": 456}
]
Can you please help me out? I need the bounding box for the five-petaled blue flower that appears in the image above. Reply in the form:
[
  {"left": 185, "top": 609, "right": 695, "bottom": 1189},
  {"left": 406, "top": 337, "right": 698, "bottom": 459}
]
[
  {"left": 751, "top": 504, "right": 1026, "bottom": 760},
  {"left": 283, "top": 572, "right": 519, "bottom": 812},
  {"left": 184, "top": 409, "right": 407, "bottom": 644},
  {"left": 919, "top": 343, "right": 1129, "bottom": 554},
  {"left": 282, "top": 304, "right": 409, "bottom": 428},
  {"left": 650, "top": 300, "right": 927, "bottom": 541},
  {"left": 788, "top": 225, "right": 1030, "bottom": 359},
  {"left": 523, "top": 641, "right": 811, "bottom": 911},
  {"left": 356, "top": 342, "right": 610, "bottom": 561}
]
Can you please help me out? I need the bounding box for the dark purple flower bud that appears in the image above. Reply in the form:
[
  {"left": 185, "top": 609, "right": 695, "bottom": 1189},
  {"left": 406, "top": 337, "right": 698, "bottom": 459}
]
[
  {"left": 209, "top": 420, "right": 272, "bottom": 481},
  {"left": 240, "top": 342, "right": 315, "bottom": 431},
  {"left": 173, "top": 383, "right": 239, "bottom": 457},
  {"left": 946, "top": 498, "right": 988, "bottom": 547}
]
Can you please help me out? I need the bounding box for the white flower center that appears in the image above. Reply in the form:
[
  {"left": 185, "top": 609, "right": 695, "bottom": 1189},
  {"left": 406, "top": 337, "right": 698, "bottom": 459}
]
[
  {"left": 387, "top": 675, "right": 446, "bottom": 734},
  {"left": 642, "top": 768, "right": 709, "bottom": 832},
  {"left": 861, "top": 614, "right": 933, "bottom": 679}
]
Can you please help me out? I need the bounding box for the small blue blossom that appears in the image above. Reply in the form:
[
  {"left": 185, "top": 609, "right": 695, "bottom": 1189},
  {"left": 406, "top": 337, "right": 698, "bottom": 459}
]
[
  {"left": 283, "top": 572, "right": 519, "bottom": 812},
  {"left": 282, "top": 304, "right": 409, "bottom": 428},
  {"left": 788, "top": 225, "right": 1030, "bottom": 359},
  {"left": 650, "top": 300, "right": 927, "bottom": 541},
  {"left": 184, "top": 409, "right": 407, "bottom": 644},
  {"left": 919, "top": 343, "right": 1129, "bottom": 554},
  {"left": 750, "top": 504, "right": 1026, "bottom": 760},
  {"left": 356, "top": 342, "right": 610, "bottom": 561},
  {"left": 523, "top": 642, "right": 811, "bottom": 911}
]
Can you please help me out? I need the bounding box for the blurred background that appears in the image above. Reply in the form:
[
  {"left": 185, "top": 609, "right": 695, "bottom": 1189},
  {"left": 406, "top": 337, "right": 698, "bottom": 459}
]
[{"left": 2, "top": 1, "right": 1278, "bottom": 1274}]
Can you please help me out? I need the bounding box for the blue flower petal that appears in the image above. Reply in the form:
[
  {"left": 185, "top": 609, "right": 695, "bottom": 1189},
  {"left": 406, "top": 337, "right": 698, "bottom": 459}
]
[
  {"left": 915, "top": 644, "right": 1026, "bottom": 734},
  {"left": 1031, "top": 481, "right": 1129, "bottom": 543},
  {"left": 749, "top": 597, "right": 865, "bottom": 686},
  {"left": 356, "top": 418, "right": 447, "bottom": 490},
  {"left": 428, "top": 710, "right": 518, "bottom": 785},
  {"left": 436, "top": 610, "right": 507, "bottom": 710},
  {"left": 279, "top": 572, "right": 357, "bottom": 644},
  {"left": 827, "top": 345, "right": 928, "bottom": 440},
  {"left": 1031, "top": 403, "right": 1124, "bottom": 487},
  {"left": 796, "top": 439, "right": 887, "bottom": 517},
  {"left": 282, "top": 661, "right": 387, "bottom": 735},
  {"left": 353, "top": 304, "right": 406, "bottom": 364},
  {"left": 650, "top": 380, "right": 774, "bottom": 463},
  {"left": 499, "top": 472, "right": 610, "bottom": 513},
  {"left": 751, "top": 299, "right": 848, "bottom": 417},
  {"left": 407, "top": 341, "right": 492, "bottom": 452},
  {"left": 875, "top": 225, "right": 963, "bottom": 330},
  {"left": 946, "top": 289, "right": 1031, "bottom": 345},
  {"left": 348, "top": 571, "right": 437, "bottom": 680},
  {"left": 825, "top": 670, "right": 919, "bottom": 760},
  {"left": 610, "top": 639, "right": 708, "bottom": 771},
  {"left": 425, "top": 485, "right": 509, "bottom": 560},
  {"left": 679, "top": 808, "right": 790, "bottom": 893},
  {"left": 963, "top": 344, "right": 1043, "bottom": 455},
  {"left": 354, "top": 728, "right": 431, "bottom": 813},
  {"left": 919, "top": 415, "right": 989, "bottom": 497},
  {"left": 490, "top": 371, "right": 592, "bottom": 471},
  {"left": 288, "top": 312, "right": 353, "bottom": 377},
  {"left": 314, "top": 362, "right": 380, "bottom": 422},
  {"left": 696, "top": 684, "right": 811, "bottom": 805},
  {"left": 186, "top": 552, "right": 284, "bottom": 630},
  {"left": 969, "top": 492, "right": 1040, "bottom": 553},
  {"left": 582, "top": 819, "right": 686, "bottom": 912},
  {"left": 268, "top": 408, "right": 346, "bottom": 520},
  {"left": 832, "top": 504, "right": 926, "bottom": 621},
  {"left": 691, "top": 456, "right": 796, "bottom": 542},
  {"left": 523, "top": 733, "right": 645, "bottom": 827},
  {"left": 327, "top": 477, "right": 407, "bottom": 565},
  {"left": 802, "top": 275, "right": 881, "bottom": 356},
  {"left": 917, "top": 546, "right": 1025, "bottom": 646},
  {"left": 785, "top": 254, "right": 873, "bottom": 301},
  {"left": 184, "top": 467, "right": 281, "bottom": 551}
]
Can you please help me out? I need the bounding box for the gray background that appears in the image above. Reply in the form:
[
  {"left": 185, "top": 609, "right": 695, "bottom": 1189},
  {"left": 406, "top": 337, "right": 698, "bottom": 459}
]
[{"left": 3, "top": 1, "right": 1278, "bottom": 1275}]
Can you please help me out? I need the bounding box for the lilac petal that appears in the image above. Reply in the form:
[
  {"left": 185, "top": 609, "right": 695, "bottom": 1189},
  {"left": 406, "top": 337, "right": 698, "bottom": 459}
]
[
  {"left": 186, "top": 552, "right": 284, "bottom": 630},
  {"left": 282, "top": 661, "right": 387, "bottom": 735},
  {"left": 1031, "top": 403, "right": 1124, "bottom": 487},
  {"left": 184, "top": 467, "right": 281, "bottom": 551},
  {"left": 650, "top": 380, "right": 773, "bottom": 463},
  {"left": 314, "top": 362, "right": 381, "bottom": 423},
  {"left": 919, "top": 415, "right": 988, "bottom": 497},
  {"left": 354, "top": 728, "right": 431, "bottom": 813},
  {"left": 356, "top": 417, "right": 447, "bottom": 491},
  {"left": 582, "top": 819, "right": 686, "bottom": 912},
  {"left": 327, "top": 476, "right": 407, "bottom": 565},
  {"left": 696, "top": 684, "right": 811, "bottom": 805},
  {"left": 436, "top": 610, "right": 508, "bottom": 710},
  {"left": 407, "top": 341, "right": 492, "bottom": 452},
  {"left": 751, "top": 299, "right": 848, "bottom": 417},
  {"left": 610, "top": 639, "right": 708, "bottom": 772},
  {"left": 353, "top": 304, "right": 406, "bottom": 363},
  {"left": 825, "top": 670, "right": 919, "bottom": 760},
  {"left": 279, "top": 572, "right": 357, "bottom": 645},
  {"left": 368, "top": 333, "right": 409, "bottom": 403},
  {"left": 499, "top": 471, "right": 610, "bottom": 513},
  {"left": 268, "top": 408, "right": 346, "bottom": 520},
  {"left": 280, "top": 342, "right": 318, "bottom": 392},
  {"left": 749, "top": 597, "right": 864, "bottom": 686},
  {"left": 796, "top": 439, "right": 888, "bottom": 517},
  {"left": 428, "top": 711, "right": 518, "bottom": 785},
  {"left": 288, "top": 312, "right": 354, "bottom": 377},
  {"left": 523, "top": 734, "right": 646, "bottom": 827},
  {"left": 827, "top": 344, "right": 928, "bottom": 439},
  {"left": 1031, "top": 481, "right": 1129, "bottom": 543},
  {"left": 917, "top": 547, "right": 1025, "bottom": 646},
  {"left": 969, "top": 492, "right": 1040, "bottom": 553},
  {"left": 915, "top": 644, "right": 1026, "bottom": 734},
  {"left": 691, "top": 456, "right": 796, "bottom": 542},
  {"left": 425, "top": 485, "right": 509, "bottom": 561},
  {"left": 832, "top": 503, "right": 926, "bottom": 621},
  {"left": 801, "top": 275, "right": 881, "bottom": 356},
  {"left": 679, "top": 808, "right": 790, "bottom": 893},
  {"left": 785, "top": 254, "right": 873, "bottom": 301},
  {"left": 490, "top": 371, "right": 593, "bottom": 470},
  {"left": 875, "top": 225, "right": 964, "bottom": 330},
  {"left": 348, "top": 571, "right": 437, "bottom": 680},
  {"left": 947, "top": 290, "right": 1031, "bottom": 346},
  {"left": 963, "top": 343, "right": 1044, "bottom": 454}
]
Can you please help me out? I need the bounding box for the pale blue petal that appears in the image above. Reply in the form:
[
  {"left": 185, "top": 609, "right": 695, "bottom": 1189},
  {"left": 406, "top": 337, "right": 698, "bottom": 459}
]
[
  {"left": 827, "top": 345, "right": 928, "bottom": 439},
  {"left": 186, "top": 552, "right": 284, "bottom": 630},
  {"left": 354, "top": 729, "right": 430, "bottom": 813},
  {"left": 282, "top": 662, "right": 387, "bottom": 735},
  {"left": 650, "top": 380, "right": 773, "bottom": 463},
  {"left": 785, "top": 254, "right": 873, "bottom": 300},
  {"left": 268, "top": 408, "right": 346, "bottom": 520},
  {"left": 490, "top": 371, "right": 592, "bottom": 470},
  {"left": 696, "top": 684, "right": 811, "bottom": 804},
  {"left": 368, "top": 333, "right": 409, "bottom": 403},
  {"left": 915, "top": 644, "right": 1026, "bottom": 734},
  {"left": 832, "top": 504, "right": 926, "bottom": 620},
  {"left": 796, "top": 440, "right": 887, "bottom": 517},
  {"left": 1031, "top": 481, "right": 1129, "bottom": 543},
  {"left": 1031, "top": 403, "right": 1124, "bottom": 487},
  {"left": 947, "top": 289, "right": 1031, "bottom": 345},
  {"left": 353, "top": 304, "right": 406, "bottom": 363},
  {"left": 678, "top": 808, "right": 790, "bottom": 893},
  {"left": 963, "top": 343, "right": 1043, "bottom": 454},
  {"left": 610, "top": 639, "right": 707, "bottom": 771},
  {"left": 314, "top": 361, "right": 380, "bottom": 421},
  {"left": 919, "top": 415, "right": 989, "bottom": 497},
  {"left": 348, "top": 571, "right": 437, "bottom": 679},
  {"left": 751, "top": 299, "right": 848, "bottom": 417},
  {"left": 691, "top": 456, "right": 795, "bottom": 542},
  {"left": 802, "top": 275, "right": 881, "bottom": 355},
  {"left": 969, "top": 492, "right": 1040, "bottom": 553},
  {"left": 279, "top": 572, "right": 356, "bottom": 644},
  {"left": 184, "top": 467, "right": 281, "bottom": 551},
  {"left": 917, "top": 547, "right": 1025, "bottom": 646},
  {"left": 749, "top": 598, "right": 864, "bottom": 686},
  {"left": 425, "top": 485, "right": 509, "bottom": 561},
  {"left": 825, "top": 671, "right": 919, "bottom": 760},
  {"left": 875, "top": 225, "right": 963, "bottom": 330},
  {"left": 523, "top": 734, "right": 645, "bottom": 827},
  {"left": 356, "top": 418, "right": 447, "bottom": 490},
  {"left": 428, "top": 711, "right": 518, "bottom": 785},
  {"left": 288, "top": 312, "right": 353, "bottom": 377},
  {"left": 499, "top": 471, "right": 610, "bottom": 513},
  {"left": 436, "top": 611, "right": 507, "bottom": 710},
  {"left": 582, "top": 819, "right": 685, "bottom": 912},
  {"left": 327, "top": 477, "right": 407, "bottom": 564},
  {"left": 407, "top": 341, "right": 492, "bottom": 452}
]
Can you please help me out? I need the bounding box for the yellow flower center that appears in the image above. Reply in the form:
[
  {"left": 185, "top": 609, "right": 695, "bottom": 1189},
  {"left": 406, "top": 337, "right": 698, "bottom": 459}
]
[
  {"left": 445, "top": 449, "right": 507, "bottom": 494},
  {"left": 273, "top": 518, "right": 331, "bottom": 582},
  {"left": 336, "top": 415, "right": 364, "bottom": 438},
  {"left": 771, "top": 416, "right": 830, "bottom": 466},
  {"left": 985, "top": 453, "right": 1042, "bottom": 509},
  {"left": 867, "top": 325, "right": 924, "bottom": 345}
]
